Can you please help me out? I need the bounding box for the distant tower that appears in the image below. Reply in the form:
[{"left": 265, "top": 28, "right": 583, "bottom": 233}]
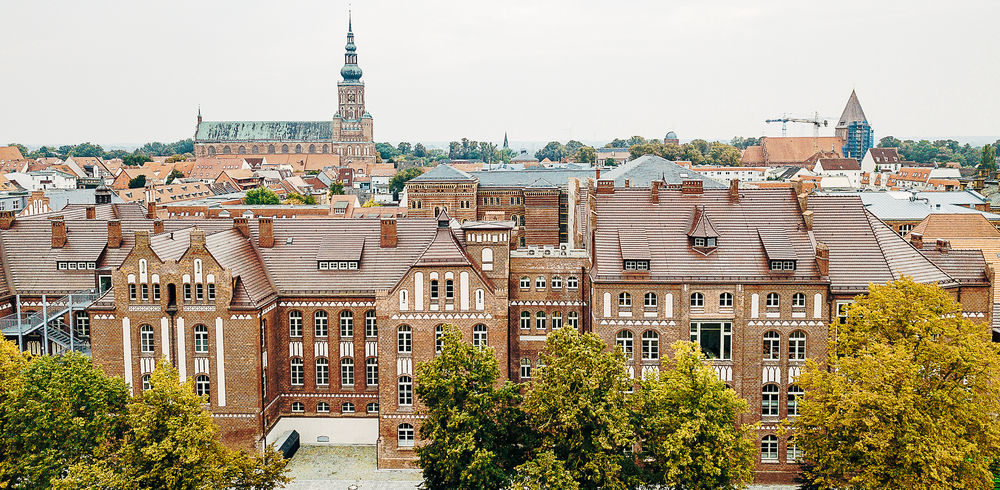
[
  {"left": 331, "top": 10, "right": 375, "bottom": 160},
  {"left": 836, "top": 90, "right": 873, "bottom": 159},
  {"left": 197, "top": 105, "right": 202, "bottom": 125},
  {"left": 664, "top": 130, "right": 679, "bottom": 146},
  {"left": 503, "top": 132, "right": 509, "bottom": 149}
]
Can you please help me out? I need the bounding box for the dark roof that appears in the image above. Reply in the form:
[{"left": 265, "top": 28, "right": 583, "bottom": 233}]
[
  {"left": 867, "top": 148, "right": 900, "bottom": 163},
  {"left": 918, "top": 246, "right": 989, "bottom": 285},
  {"left": 410, "top": 164, "right": 476, "bottom": 183},
  {"left": 511, "top": 152, "right": 539, "bottom": 162},
  {"left": 688, "top": 206, "right": 720, "bottom": 238},
  {"left": 836, "top": 90, "right": 868, "bottom": 128},
  {"left": 592, "top": 187, "right": 818, "bottom": 280},
  {"left": 818, "top": 158, "right": 861, "bottom": 171},
  {"left": 416, "top": 227, "right": 470, "bottom": 266},
  {"left": 602, "top": 155, "right": 726, "bottom": 188},
  {"left": 195, "top": 121, "right": 334, "bottom": 142},
  {"left": 472, "top": 168, "right": 595, "bottom": 188}
]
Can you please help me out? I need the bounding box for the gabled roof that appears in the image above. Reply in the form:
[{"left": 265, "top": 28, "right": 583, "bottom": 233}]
[
  {"left": 416, "top": 226, "right": 470, "bottom": 266},
  {"left": 0, "top": 146, "right": 24, "bottom": 162},
  {"left": 410, "top": 164, "right": 476, "bottom": 183},
  {"left": 910, "top": 214, "right": 1000, "bottom": 239},
  {"left": 818, "top": 158, "right": 861, "bottom": 171},
  {"left": 867, "top": 147, "right": 900, "bottom": 163},
  {"left": 688, "top": 206, "right": 720, "bottom": 238},
  {"left": 757, "top": 228, "right": 796, "bottom": 260},
  {"left": 602, "top": 155, "right": 726, "bottom": 188},
  {"left": 618, "top": 228, "right": 651, "bottom": 261}
]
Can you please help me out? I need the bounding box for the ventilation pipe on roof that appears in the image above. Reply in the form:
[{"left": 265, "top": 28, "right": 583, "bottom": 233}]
[{"left": 50, "top": 217, "right": 66, "bottom": 248}]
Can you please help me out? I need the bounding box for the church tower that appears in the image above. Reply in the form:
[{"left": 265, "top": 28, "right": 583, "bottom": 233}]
[
  {"left": 331, "top": 12, "right": 375, "bottom": 162},
  {"left": 835, "top": 90, "right": 873, "bottom": 160}
]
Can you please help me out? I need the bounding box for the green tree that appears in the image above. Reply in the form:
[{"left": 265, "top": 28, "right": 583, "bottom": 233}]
[
  {"left": 0, "top": 350, "right": 129, "bottom": 488},
  {"left": 165, "top": 154, "right": 186, "bottom": 163},
  {"left": 283, "top": 193, "right": 317, "bottom": 205},
  {"left": 517, "top": 327, "right": 635, "bottom": 489},
  {"left": 603, "top": 157, "right": 616, "bottom": 167},
  {"left": 626, "top": 135, "right": 647, "bottom": 147},
  {"left": 632, "top": 341, "right": 756, "bottom": 488},
  {"left": 605, "top": 138, "right": 629, "bottom": 148},
  {"left": 981, "top": 143, "right": 997, "bottom": 171},
  {"left": 123, "top": 153, "right": 152, "bottom": 166},
  {"left": 793, "top": 278, "right": 1000, "bottom": 489},
  {"left": 534, "top": 141, "right": 567, "bottom": 161},
  {"left": 327, "top": 180, "right": 345, "bottom": 196},
  {"left": 564, "top": 140, "right": 585, "bottom": 155},
  {"left": 415, "top": 325, "right": 529, "bottom": 489},
  {"left": 389, "top": 167, "right": 424, "bottom": 194},
  {"left": 397, "top": 142, "right": 412, "bottom": 154},
  {"left": 706, "top": 142, "right": 742, "bottom": 166},
  {"left": 376, "top": 142, "right": 400, "bottom": 161},
  {"left": 413, "top": 143, "right": 427, "bottom": 158},
  {"left": 68, "top": 142, "right": 105, "bottom": 157},
  {"left": 58, "top": 361, "right": 290, "bottom": 489},
  {"left": 573, "top": 146, "right": 597, "bottom": 164},
  {"left": 244, "top": 187, "right": 280, "bottom": 205},
  {"left": 165, "top": 169, "right": 184, "bottom": 184},
  {"left": 128, "top": 174, "right": 147, "bottom": 188}
]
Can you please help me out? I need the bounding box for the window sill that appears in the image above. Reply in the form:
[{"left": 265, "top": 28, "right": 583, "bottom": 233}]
[{"left": 761, "top": 459, "right": 780, "bottom": 465}]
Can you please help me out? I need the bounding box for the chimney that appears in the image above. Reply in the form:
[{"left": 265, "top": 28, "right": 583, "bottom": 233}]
[
  {"left": 596, "top": 166, "right": 601, "bottom": 180},
  {"left": 936, "top": 238, "right": 950, "bottom": 253},
  {"left": 802, "top": 210, "right": 814, "bottom": 230},
  {"left": 815, "top": 242, "right": 830, "bottom": 276},
  {"left": 596, "top": 180, "right": 614, "bottom": 195},
  {"left": 153, "top": 219, "right": 164, "bottom": 235},
  {"left": 681, "top": 180, "right": 703, "bottom": 195},
  {"left": 624, "top": 179, "right": 630, "bottom": 188},
  {"left": 909, "top": 232, "right": 923, "bottom": 249},
  {"left": 0, "top": 210, "right": 15, "bottom": 230},
  {"left": 797, "top": 192, "right": 809, "bottom": 212},
  {"left": 381, "top": 218, "right": 398, "bottom": 248},
  {"left": 190, "top": 228, "right": 206, "bottom": 249},
  {"left": 650, "top": 181, "right": 661, "bottom": 204},
  {"left": 729, "top": 179, "right": 739, "bottom": 201},
  {"left": 107, "top": 219, "right": 122, "bottom": 248},
  {"left": 50, "top": 217, "right": 67, "bottom": 248},
  {"left": 85, "top": 205, "right": 96, "bottom": 220},
  {"left": 146, "top": 200, "right": 156, "bottom": 219},
  {"left": 233, "top": 217, "right": 249, "bottom": 237},
  {"left": 134, "top": 230, "right": 150, "bottom": 248},
  {"left": 258, "top": 217, "right": 274, "bottom": 248}
]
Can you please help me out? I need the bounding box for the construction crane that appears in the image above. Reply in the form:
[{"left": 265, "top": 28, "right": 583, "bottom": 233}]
[{"left": 765, "top": 112, "right": 829, "bottom": 137}]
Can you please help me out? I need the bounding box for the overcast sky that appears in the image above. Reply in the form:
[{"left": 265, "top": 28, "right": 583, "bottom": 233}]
[{"left": 2, "top": 0, "right": 998, "bottom": 148}]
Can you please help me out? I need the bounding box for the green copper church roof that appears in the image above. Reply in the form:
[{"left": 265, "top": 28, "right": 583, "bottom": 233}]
[{"left": 195, "top": 121, "right": 333, "bottom": 142}]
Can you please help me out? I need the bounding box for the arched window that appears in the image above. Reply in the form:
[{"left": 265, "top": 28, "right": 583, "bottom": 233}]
[
  {"left": 195, "top": 374, "right": 210, "bottom": 401},
  {"left": 473, "top": 324, "right": 488, "bottom": 348},
  {"left": 519, "top": 276, "right": 530, "bottom": 289},
  {"left": 766, "top": 292, "right": 780, "bottom": 308},
  {"left": 520, "top": 311, "right": 531, "bottom": 330},
  {"left": 719, "top": 292, "right": 733, "bottom": 307},
  {"left": 762, "top": 384, "right": 779, "bottom": 417},
  {"left": 789, "top": 331, "right": 806, "bottom": 360},
  {"left": 222, "top": 145, "right": 231, "bottom": 154},
  {"left": 141, "top": 374, "right": 151, "bottom": 391},
  {"left": 788, "top": 385, "right": 803, "bottom": 416},
  {"left": 792, "top": 292, "right": 806, "bottom": 308},
  {"left": 618, "top": 292, "right": 632, "bottom": 308},
  {"left": 238, "top": 145, "right": 246, "bottom": 154},
  {"left": 309, "top": 144, "right": 316, "bottom": 153},
  {"left": 208, "top": 146, "right": 216, "bottom": 156},
  {"left": 536, "top": 276, "right": 546, "bottom": 289},
  {"left": 315, "top": 358, "right": 329, "bottom": 385},
  {"left": 616, "top": 330, "right": 634, "bottom": 355},
  {"left": 520, "top": 358, "right": 531, "bottom": 379},
  {"left": 290, "top": 358, "right": 304, "bottom": 386},
  {"left": 690, "top": 292, "right": 704, "bottom": 307},
  {"left": 551, "top": 311, "right": 563, "bottom": 329},
  {"left": 430, "top": 279, "right": 439, "bottom": 300},
  {"left": 314, "top": 311, "right": 328, "bottom": 337},
  {"left": 322, "top": 144, "right": 329, "bottom": 153},
  {"left": 268, "top": 144, "right": 275, "bottom": 154},
  {"left": 398, "top": 423, "right": 415, "bottom": 447},
  {"left": 288, "top": 311, "right": 303, "bottom": 337},
  {"left": 366, "top": 358, "right": 378, "bottom": 386},
  {"left": 317, "top": 402, "right": 330, "bottom": 413},
  {"left": 551, "top": 276, "right": 562, "bottom": 289},
  {"left": 397, "top": 326, "right": 412, "bottom": 354},
  {"left": 567, "top": 276, "right": 579, "bottom": 289},
  {"left": 251, "top": 145, "right": 259, "bottom": 154},
  {"left": 341, "top": 402, "right": 355, "bottom": 413},
  {"left": 481, "top": 248, "right": 493, "bottom": 266},
  {"left": 194, "top": 324, "right": 209, "bottom": 353},
  {"left": 641, "top": 331, "right": 659, "bottom": 360},
  {"left": 763, "top": 331, "right": 780, "bottom": 360},
  {"left": 367, "top": 402, "right": 379, "bottom": 413},
  {"left": 761, "top": 435, "right": 778, "bottom": 461},
  {"left": 365, "top": 310, "right": 377, "bottom": 337},
  {"left": 787, "top": 436, "right": 803, "bottom": 462},
  {"left": 567, "top": 311, "right": 579, "bottom": 329},
  {"left": 341, "top": 358, "right": 354, "bottom": 386},
  {"left": 398, "top": 376, "right": 413, "bottom": 406},
  {"left": 340, "top": 311, "right": 354, "bottom": 337},
  {"left": 295, "top": 144, "right": 302, "bottom": 153},
  {"left": 535, "top": 311, "right": 546, "bottom": 330},
  {"left": 644, "top": 292, "right": 657, "bottom": 308},
  {"left": 281, "top": 144, "right": 289, "bottom": 153},
  {"left": 140, "top": 324, "right": 154, "bottom": 353}
]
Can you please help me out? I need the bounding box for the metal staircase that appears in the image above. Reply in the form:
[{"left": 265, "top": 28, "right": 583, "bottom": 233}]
[{"left": 0, "top": 289, "right": 101, "bottom": 355}]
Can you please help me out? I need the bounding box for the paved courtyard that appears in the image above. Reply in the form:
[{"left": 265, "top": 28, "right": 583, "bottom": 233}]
[{"left": 284, "top": 445, "right": 796, "bottom": 489}]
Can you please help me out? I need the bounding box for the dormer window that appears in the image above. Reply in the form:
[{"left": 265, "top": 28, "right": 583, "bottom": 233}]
[
  {"left": 770, "top": 260, "right": 796, "bottom": 271},
  {"left": 318, "top": 260, "right": 359, "bottom": 270},
  {"left": 688, "top": 206, "right": 720, "bottom": 254},
  {"left": 624, "top": 260, "right": 649, "bottom": 271},
  {"left": 692, "top": 237, "right": 717, "bottom": 248}
]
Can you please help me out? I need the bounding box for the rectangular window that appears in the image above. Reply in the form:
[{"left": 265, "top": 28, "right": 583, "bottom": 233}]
[
  {"left": 690, "top": 322, "right": 733, "bottom": 360},
  {"left": 129, "top": 284, "right": 137, "bottom": 301},
  {"left": 195, "top": 283, "right": 203, "bottom": 301},
  {"left": 184, "top": 284, "right": 191, "bottom": 302},
  {"left": 366, "top": 359, "right": 378, "bottom": 386},
  {"left": 152, "top": 283, "right": 160, "bottom": 301},
  {"left": 445, "top": 280, "right": 454, "bottom": 300},
  {"left": 567, "top": 276, "right": 579, "bottom": 289},
  {"left": 140, "top": 284, "right": 148, "bottom": 301},
  {"left": 207, "top": 283, "right": 215, "bottom": 301},
  {"left": 694, "top": 237, "right": 706, "bottom": 247}
]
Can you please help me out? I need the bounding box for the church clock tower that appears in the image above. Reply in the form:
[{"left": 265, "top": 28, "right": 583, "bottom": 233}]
[{"left": 331, "top": 12, "right": 375, "bottom": 161}]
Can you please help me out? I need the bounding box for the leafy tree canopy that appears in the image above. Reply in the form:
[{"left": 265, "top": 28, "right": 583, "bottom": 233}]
[
  {"left": 244, "top": 187, "right": 280, "bottom": 205},
  {"left": 389, "top": 167, "right": 425, "bottom": 195},
  {"left": 573, "top": 146, "right": 597, "bottom": 164},
  {"left": 128, "top": 174, "right": 147, "bottom": 188},
  {"left": 123, "top": 153, "right": 152, "bottom": 166},
  {"left": 793, "top": 278, "right": 1000, "bottom": 489},
  {"left": 283, "top": 192, "right": 317, "bottom": 205},
  {"left": 328, "top": 180, "right": 345, "bottom": 196}
]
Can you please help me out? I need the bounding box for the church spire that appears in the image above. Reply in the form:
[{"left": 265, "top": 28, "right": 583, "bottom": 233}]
[
  {"left": 340, "top": 11, "right": 363, "bottom": 82},
  {"left": 197, "top": 105, "right": 202, "bottom": 124},
  {"left": 503, "top": 132, "right": 509, "bottom": 149}
]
